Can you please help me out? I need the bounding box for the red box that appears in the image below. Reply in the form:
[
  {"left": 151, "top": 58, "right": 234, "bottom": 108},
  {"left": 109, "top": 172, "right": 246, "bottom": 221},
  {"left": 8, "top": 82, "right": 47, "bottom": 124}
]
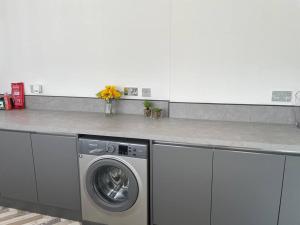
[
  {"left": 11, "top": 82, "right": 25, "bottom": 109},
  {"left": 4, "top": 94, "right": 13, "bottom": 110}
]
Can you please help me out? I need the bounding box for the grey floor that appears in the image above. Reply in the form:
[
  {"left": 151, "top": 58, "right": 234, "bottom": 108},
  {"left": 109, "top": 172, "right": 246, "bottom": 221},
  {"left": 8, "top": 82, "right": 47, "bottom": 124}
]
[{"left": 0, "top": 207, "right": 81, "bottom": 225}]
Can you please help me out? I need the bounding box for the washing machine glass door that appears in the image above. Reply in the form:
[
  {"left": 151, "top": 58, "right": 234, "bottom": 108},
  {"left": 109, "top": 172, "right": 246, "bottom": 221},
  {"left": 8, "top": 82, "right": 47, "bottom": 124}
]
[{"left": 86, "top": 158, "right": 139, "bottom": 212}]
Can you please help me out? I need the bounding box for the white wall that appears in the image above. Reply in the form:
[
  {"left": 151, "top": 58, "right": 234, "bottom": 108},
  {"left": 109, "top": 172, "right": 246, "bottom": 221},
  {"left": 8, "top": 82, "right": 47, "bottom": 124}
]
[
  {"left": 170, "top": 0, "right": 300, "bottom": 104},
  {"left": 0, "top": 4, "right": 5, "bottom": 77},
  {"left": 0, "top": 0, "right": 300, "bottom": 104},
  {"left": 0, "top": 0, "right": 170, "bottom": 100}
]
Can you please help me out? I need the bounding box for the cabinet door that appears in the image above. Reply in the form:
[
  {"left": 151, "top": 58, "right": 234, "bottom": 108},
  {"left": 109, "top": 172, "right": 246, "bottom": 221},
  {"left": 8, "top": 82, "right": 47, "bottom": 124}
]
[
  {"left": 0, "top": 130, "right": 37, "bottom": 202},
  {"left": 153, "top": 144, "right": 213, "bottom": 225},
  {"left": 278, "top": 156, "right": 300, "bottom": 225},
  {"left": 31, "top": 134, "right": 80, "bottom": 211},
  {"left": 212, "top": 150, "right": 285, "bottom": 225}
]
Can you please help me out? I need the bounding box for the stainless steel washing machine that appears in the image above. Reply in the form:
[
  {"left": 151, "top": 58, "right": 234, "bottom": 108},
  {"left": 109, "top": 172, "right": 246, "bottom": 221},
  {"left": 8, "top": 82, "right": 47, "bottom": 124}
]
[{"left": 78, "top": 136, "right": 149, "bottom": 225}]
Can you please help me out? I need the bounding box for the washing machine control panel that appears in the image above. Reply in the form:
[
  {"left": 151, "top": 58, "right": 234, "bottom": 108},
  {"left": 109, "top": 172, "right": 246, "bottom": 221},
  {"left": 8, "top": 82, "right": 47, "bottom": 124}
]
[{"left": 79, "top": 137, "right": 148, "bottom": 159}]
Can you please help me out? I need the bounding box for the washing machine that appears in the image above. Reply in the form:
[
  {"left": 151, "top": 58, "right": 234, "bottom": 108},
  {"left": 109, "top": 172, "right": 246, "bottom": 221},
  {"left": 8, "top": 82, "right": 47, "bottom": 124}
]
[{"left": 78, "top": 136, "right": 149, "bottom": 225}]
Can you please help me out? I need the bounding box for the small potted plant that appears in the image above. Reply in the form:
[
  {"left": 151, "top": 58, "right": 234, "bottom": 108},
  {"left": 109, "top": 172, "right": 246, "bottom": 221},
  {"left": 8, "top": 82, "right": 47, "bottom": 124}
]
[
  {"left": 144, "top": 100, "right": 152, "bottom": 117},
  {"left": 152, "top": 107, "right": 163, "bottom": 119},
  {"left": 96, "top": 85, "right": 122, "bottom": 116}
]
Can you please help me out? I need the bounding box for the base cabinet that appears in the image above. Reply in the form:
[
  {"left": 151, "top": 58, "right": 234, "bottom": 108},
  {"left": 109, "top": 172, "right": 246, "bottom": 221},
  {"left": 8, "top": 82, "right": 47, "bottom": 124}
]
[
  {"left": 152, "top": 144, "right": 213, "bottom": 225},
  {"left": 278, "top": 156, "right": 300, "bottom": 225},
  {"left": 31, "top": 134, "right": 81, "bottom": 211},
  {"left": 211, "top": 150, "right": 285, "bottom": 225},
  {"left": 0, "top": 131, "right": 37, "bottom": 202}
]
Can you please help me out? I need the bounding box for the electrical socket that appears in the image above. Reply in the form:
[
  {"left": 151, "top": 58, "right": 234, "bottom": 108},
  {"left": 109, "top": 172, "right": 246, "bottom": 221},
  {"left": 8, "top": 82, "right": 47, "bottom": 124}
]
[
  {"left": 30, "top": 84, "right": 43, "bottom": 94},
  {"left": 124, "top": 87, "right": 138, "bottom": 96},
  {"left": 272, "top": 91, "right": 292, "bottom": 102}
]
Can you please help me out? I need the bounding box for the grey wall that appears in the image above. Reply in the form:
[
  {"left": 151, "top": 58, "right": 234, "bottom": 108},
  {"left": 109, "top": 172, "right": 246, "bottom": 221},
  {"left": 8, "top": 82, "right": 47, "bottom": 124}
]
[
  {"left": 170, "top": 102, "right": 297, "bottom": 125},
  {"left": 4, "top": 95, "right": 297, "bottom": 125},
  {"left": 24, "top": 96, "right": 169, "bottom": 117}
]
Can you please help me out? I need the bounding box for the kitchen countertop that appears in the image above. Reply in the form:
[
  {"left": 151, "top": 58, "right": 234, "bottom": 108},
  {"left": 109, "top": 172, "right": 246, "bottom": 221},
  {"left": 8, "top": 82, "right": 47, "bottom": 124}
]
[{"left": 1, "top": 109, "right": 300, "bottom": 155}]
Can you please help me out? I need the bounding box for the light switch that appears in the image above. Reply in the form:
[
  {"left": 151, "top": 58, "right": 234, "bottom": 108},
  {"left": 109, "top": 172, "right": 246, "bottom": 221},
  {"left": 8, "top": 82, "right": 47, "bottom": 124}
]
[{"left": 142, "top": 88, "right": 151, "bottom": 97}]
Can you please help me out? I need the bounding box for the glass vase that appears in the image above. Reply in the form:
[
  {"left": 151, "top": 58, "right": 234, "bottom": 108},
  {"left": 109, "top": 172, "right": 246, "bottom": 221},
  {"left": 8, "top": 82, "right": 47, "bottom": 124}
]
[{"left": 105, "top": 100, "right": 113, "bottom": 116}]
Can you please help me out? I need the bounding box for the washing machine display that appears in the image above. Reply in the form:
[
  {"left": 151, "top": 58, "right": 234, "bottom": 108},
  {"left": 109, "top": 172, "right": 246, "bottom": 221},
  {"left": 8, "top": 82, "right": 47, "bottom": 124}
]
[{"left": 86, "top": 158, "right": 139, "bottom": 212}]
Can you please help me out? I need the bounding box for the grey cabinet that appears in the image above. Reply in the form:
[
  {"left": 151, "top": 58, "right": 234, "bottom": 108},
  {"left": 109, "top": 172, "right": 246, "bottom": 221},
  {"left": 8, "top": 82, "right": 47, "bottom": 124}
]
[
  {"left": 31, "top": 134, "right": 80, "bottom": 211},
  {"left": 0, "top": 130, "right": 37, "bottom": 202},
  {"left": 211, "top": 150, "right": 285, "bottom": 225},
  {"left": 278, "top": 156, "right": 300, "bottom": 225},
  {"left": 152, "top": 143, "right": 213, "bottom": 225}
]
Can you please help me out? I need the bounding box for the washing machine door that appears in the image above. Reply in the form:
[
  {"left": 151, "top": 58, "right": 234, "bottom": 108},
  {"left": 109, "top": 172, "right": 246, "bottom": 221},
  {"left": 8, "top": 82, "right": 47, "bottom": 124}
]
[{"left": 86, "top": 158, "right": 139, "bottom": 212}]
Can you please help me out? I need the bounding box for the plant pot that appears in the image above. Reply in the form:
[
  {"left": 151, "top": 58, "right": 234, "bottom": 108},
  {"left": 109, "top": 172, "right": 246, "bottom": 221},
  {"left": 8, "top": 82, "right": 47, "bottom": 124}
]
[
  {"left": 152, "top": 111, "right": 162, "bottom": 119},
  {"left": 144, "top": 108, "right": 152, "bottom": 117}
]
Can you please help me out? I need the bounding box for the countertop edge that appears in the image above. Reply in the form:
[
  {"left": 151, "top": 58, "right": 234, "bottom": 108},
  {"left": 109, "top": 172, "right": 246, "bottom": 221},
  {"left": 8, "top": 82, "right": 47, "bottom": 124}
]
[{"left": 1, "top": 123, "right": 300, "bottom": 156}]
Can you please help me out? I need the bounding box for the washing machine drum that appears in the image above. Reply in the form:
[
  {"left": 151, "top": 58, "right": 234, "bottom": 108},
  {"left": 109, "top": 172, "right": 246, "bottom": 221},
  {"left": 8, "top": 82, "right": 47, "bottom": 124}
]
[{"left": 86, "top": 159, "right": 139, "bottom": 212}]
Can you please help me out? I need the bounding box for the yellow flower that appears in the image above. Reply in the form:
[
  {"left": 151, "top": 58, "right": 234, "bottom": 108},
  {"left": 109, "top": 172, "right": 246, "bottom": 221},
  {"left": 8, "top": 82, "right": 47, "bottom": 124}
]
[{"left": 96, "top": 85, "right": 122, "bottom": 101}]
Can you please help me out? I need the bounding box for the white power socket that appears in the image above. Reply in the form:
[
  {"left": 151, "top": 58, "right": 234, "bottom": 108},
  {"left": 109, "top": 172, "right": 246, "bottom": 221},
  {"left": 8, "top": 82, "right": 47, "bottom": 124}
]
[
  {"left": 272, "top": 91, "right": 292, "bottom": 102},
  {"left": 30, "top": 84, "right": 43, "bottom": 94},
  {"left": 124, "top": 87, "right": 138, "bottom": 96}
]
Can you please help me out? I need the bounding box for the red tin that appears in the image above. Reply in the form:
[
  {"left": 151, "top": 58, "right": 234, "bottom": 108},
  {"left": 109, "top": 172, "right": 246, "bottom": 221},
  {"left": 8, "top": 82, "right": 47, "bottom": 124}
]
[
  {"left": 11, "top": 82, "right": 25, "bottom": 109},
  {"left": 4, "top": 94, "right": 13, "bottom": 110}
]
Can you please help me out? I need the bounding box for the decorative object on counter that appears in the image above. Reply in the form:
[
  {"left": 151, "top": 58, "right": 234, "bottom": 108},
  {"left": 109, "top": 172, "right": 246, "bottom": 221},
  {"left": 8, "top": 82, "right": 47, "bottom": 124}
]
[
  {"left": 152, "top": 107, "right": 163, "bottom": 119},
  {"left": 11, "top": 82, "right": 25, "bottom": 109},
  {"left": 0, "top": 98, "right": 5, "bottom": 110},
  {"left": 143, "top": 100, "right": 152, "bottom": 118},
  {"left": 96, "top": 85, "right": 122, "bottom": 116},
  {"left": 295, "top": 91, "right": 300, "bottom": 128},
  {"left": 4, "top": 93, "right": 13, "bottom": 110}
]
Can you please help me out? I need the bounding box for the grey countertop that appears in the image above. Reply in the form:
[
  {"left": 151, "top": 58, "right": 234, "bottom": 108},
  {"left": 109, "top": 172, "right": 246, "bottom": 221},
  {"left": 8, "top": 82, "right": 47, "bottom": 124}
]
[{"left": 1, "top": 110, "right": 300, "bottom": 155}]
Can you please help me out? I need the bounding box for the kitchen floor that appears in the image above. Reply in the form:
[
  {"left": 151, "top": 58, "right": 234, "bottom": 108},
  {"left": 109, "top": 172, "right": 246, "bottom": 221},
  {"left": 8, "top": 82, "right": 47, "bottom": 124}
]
[{"left": 0, "top": 207, "right": 81, "bottom": 225}]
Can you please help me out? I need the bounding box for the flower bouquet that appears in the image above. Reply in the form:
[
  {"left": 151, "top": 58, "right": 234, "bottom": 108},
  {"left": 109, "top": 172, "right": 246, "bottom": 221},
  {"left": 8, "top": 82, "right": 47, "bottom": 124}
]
[{"left": 96, "top": 86, "right": 122, "bottom": 116}]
